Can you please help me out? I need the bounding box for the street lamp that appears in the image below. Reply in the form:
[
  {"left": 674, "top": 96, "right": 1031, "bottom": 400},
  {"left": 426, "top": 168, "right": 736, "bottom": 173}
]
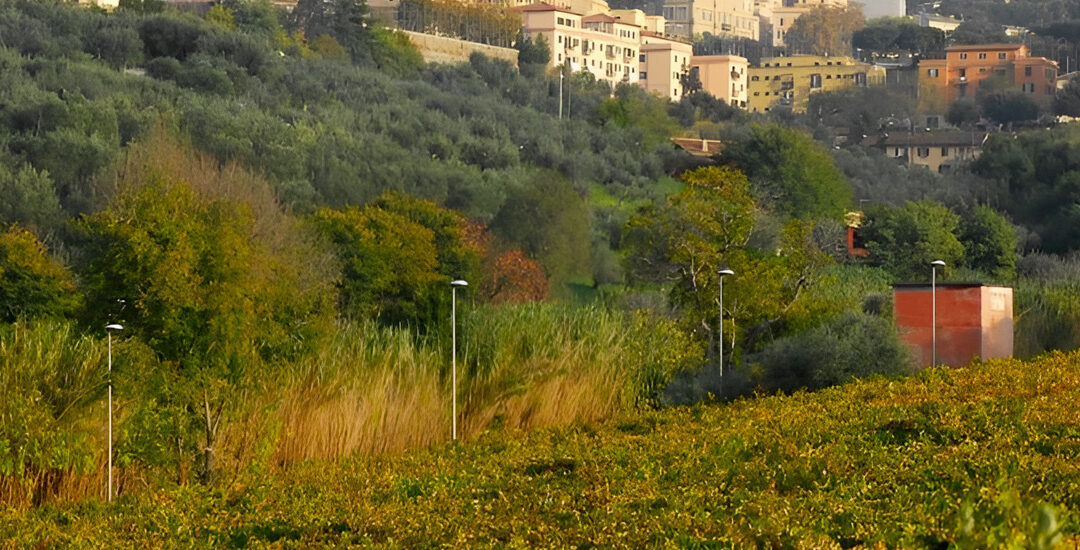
[
  {"left": 930, "top": 260, "right": 945, "bottom": 366},
  {"left": 450, "top": 280, "right": 468, "bottom": 441},
  {"left": 105, "top": 323, "right": 123, "bottom": 502},
  {"left": 717, "top": 268, "right": 734, "bottom": 390}
]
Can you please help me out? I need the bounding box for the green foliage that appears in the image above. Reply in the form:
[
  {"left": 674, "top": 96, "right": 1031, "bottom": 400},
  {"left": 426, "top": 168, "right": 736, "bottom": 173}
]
[
  {"left": 971, "top": 126, "right": 1080, "bottom": 254},
  {"left": 491, "top": 173, "right": 591, "bottom": 289},
  {"left": 312, "top": 204, "right": 441, "bottom": 323},
  {"left": 748, "top": 311, "right": 912, "bottom": 392},
  {"left": 959, "top": 205, "right": 1018, "bottom": 279},
  {"left": 852, "top": 17, "right": 945, "bottom": 55},
  {"left": 783, "top": 6, "right": 864, "bottom": 56},
  {"left": 0, "top": 163, "right": 62, "bottom": 232},
  {"left": 861, "top": 200, "right": 965, "bottom": 280},
  {"left": 0, "top": 226, "right": 80, "bottom": 323},
  {"left": 1054, "top": 80, "right": 1080, "bottom": 117},
  {"left": 205, "top": 4, "right": 236, "bottom": 30},
  {"left": 947, "top": 98, "right": 980, "bottom": 127},
  {"left": 0, "top": 322, "right": 105, "bottom": 483},
  {"left": 980, "top": 91, "right": 1041, "bottom": 125},
  {"left": 721, "top": 124, "right": 852, "bottom": 220},
  {"left": 311, "top": 191, "right": 485, "bottom": 327}
]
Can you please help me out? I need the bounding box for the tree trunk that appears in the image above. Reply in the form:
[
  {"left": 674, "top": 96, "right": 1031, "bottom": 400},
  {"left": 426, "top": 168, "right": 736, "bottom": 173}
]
[{"left": 199, "top": 391, "right": 222, "bottom": 485}]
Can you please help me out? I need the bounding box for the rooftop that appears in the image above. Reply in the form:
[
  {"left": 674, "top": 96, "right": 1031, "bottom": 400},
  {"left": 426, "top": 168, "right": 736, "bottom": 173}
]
[
  {"left": 946, "top": 44, "right": 1025, "bottom": 52},
  {"left": 671, "top": 137, "right": 723, "bottom": 157},
  {"left": 866, "top": 131, "right": 990, "bottom": 147}
]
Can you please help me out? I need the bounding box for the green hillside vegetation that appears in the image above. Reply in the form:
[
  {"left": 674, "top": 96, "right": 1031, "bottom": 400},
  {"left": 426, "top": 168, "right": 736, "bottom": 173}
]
[{"left": 5, "top": 351, "right": 1080, "bottom": 546}]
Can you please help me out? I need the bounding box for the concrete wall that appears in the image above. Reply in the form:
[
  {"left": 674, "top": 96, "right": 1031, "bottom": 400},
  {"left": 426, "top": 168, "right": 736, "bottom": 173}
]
[{"left": 401, "top": 30, "right": 519, "bottom": 67}]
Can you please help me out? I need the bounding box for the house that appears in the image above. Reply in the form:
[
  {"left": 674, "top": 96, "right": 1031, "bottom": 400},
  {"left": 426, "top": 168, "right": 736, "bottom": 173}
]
[
  {"left": 691, "top": 54, "right": 749, "bottom": 107},
  {"left": 917, "top": 44, "right": 1058, "bottom": 112},
  {"left": 863, "top": 130, "right": 989, "bottom": 173},
  {"left": 747, "top": 54, "right": 886, "bottom": 113},
  {"left": 639, "top": 32, "right": 695, "bottom": 99}
]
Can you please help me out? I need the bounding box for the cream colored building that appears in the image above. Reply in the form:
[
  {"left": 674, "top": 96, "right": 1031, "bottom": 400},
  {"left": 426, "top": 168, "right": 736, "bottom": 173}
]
[
  {"left": 611, "top": 9, "right": 666, "bottom": 34},
  {"left": 747, "top": 54, "right": 885, "bottom": 113},
  {"left": 79, "top": 0, "right": 119, "bottom": 8},
  {"left": 767, "top": 0, "right": 847, "bottom": 47},
  {"left": 691, "top": 54, "right": 748, "bottom": 107},
  {"left": 865, "top": 131, "right": 989, "bottom": 173},
  {"left": 639, "top": 32, "right": 695, "bottom": 99},
  {"left": 662, "top": 0, "right": 759, "bottom": 41},
  {"left": 519, "top": 3, "right": 642, "bottom": 87}
]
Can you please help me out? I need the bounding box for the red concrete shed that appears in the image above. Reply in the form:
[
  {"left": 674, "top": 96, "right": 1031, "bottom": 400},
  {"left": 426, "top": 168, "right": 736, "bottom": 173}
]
[{"left": 893, "top": 283, "right": 1013, "bottom": 367}]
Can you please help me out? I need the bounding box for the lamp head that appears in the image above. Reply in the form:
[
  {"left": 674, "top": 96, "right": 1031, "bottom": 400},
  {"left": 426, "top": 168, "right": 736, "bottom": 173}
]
[
  {"left": 930, "top": 260, "right": 946, "bottom": 267},
  {"left": 450, "top": 280, "right": 469, "bottom": 287},
  {"left": 105, "top": 324, "right": 124, "bottom": 331},
  {"left": 717, "top": 268, "right": 735, "bottom": 276}
]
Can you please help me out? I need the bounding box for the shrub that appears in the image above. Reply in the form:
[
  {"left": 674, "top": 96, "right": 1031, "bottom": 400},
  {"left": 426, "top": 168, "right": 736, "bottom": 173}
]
[{"left": 749, "top": 311, "right": 912, "bottom": 393}]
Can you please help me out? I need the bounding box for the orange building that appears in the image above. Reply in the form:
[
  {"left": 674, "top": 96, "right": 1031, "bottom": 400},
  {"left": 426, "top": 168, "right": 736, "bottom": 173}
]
[
  {"left": 893, "top": 283, "right": 1013, "bottom": 368},
  {"left": 918, "top": 44, "right": 1058, "bottom": 112}
]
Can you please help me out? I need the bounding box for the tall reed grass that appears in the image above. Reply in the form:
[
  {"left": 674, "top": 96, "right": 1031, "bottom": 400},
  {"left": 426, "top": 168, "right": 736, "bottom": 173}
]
[{"left": 2, "top": 304, "right": 650, "bottom": 506}]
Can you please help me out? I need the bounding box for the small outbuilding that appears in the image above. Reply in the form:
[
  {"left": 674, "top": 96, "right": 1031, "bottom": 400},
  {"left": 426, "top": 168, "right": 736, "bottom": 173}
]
[{"left": 893, "top": 283, "right": 1013, "bottom": 368}]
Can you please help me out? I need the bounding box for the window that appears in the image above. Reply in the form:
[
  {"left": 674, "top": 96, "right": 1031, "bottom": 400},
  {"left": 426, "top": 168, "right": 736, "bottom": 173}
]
[
  {"left": 960, "top": 53, "right": 968, "bottom": 59},
  {"left": 928, "top": 68, "right": 939, "bottom": 77},
  {"left": 639, "top": 54, "right": 645, "bottom": 62},
  {"left": 1047, "top": 69, "right": 1056, "bottom": 80},
  {"left": 941, "top": 147, "right": 949, "bottom": 156},
  {"left": 826, "top": 74, "right": 832, "bottom": 79},
  {"left": 751, "top": 75, "right": 759, "bottom": 81},
  {"left": 809, "top": 74, "right": 822, "bottom": 88},
  {"left": 927, "top": 116, "right": 939, "bottom": 129},
  {"left": 753, "top": 91, "right": 760, "bottom": 96},
  {"left": 999, "top": 52, "right": 1007, "bottom": 59},
  {"left": 959, "top": 68, "right": 966, "bottom": 78},
  {"left": 1022, "top": 82, "right": 1035, "bottom": 93},
  {"left": 764, "top": 91, "right": 770, "bottom": 96},
  {"left": 855, "top": 72, "right": 866, "bottom": 86},
  {"left": 1025, "top": 66, "right": 1032, "bottom": 77},
  {"left": 640, "top": 71, "right": 647, "bottom": 79},
  {"left": 978, "top": 53, "right": 987, "bottom": 59},
  {"left": 917, "top": 147, "right": 930, "bottom": 158}
]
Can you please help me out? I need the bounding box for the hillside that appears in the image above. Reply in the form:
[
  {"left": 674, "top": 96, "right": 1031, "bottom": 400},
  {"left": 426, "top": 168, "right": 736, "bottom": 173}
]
[{"left": 5, "top": 352, "right": 1079, "bottom": 547}]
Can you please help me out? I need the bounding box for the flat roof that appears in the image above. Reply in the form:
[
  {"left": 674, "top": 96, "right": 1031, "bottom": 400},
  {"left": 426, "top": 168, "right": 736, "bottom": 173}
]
[
  {"left": 946, "top": 44, "right": 1024, "bottom": 52},
  {"left": 893, "top": 282, "right": 1005, "bottom": 289}
]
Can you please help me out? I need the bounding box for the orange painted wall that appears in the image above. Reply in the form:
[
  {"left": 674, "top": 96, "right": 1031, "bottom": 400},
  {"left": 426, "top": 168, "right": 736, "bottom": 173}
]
[{"left": 894, "top": 285, "right": 1013, "bottom": 368}]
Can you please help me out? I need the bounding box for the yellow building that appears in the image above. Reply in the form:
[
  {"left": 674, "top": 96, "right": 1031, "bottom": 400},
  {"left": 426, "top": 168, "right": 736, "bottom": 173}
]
[
  {"left": 662, "top": 0, "right": 759, "bottom": 41},
  {"left": 519, "top": 3, "right": 643, "bottom": 87},
  {"left": 691, "top": 54, "right": 749, "bottom": 107},
  {"left": 639, "top": 32, "right": 695, "bottom": 100},
  {"left": 747, "top": 55, "right": 886, "bottom": 113}
]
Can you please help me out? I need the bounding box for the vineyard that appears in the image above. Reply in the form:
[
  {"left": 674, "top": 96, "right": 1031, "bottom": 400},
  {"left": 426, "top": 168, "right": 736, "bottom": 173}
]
[{"left": 4, "top": 352, "right": 1079, "bottom": 547}]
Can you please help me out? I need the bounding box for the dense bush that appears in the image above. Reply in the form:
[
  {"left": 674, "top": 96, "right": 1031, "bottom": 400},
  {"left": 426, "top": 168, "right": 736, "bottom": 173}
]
[{"left": 748, "top": 311, "right": 912, "bottom": 393}]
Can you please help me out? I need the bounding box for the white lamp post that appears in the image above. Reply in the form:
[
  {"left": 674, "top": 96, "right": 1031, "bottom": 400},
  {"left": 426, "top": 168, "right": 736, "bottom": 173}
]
[
  {"left": 450, "top": 280, "right": 468, "bottom": 441},
  {"left": 717, "top": 268, "right": 734, "bottom": 390},
  {"left": 105, "top": 323, "right": 123, "bottom": 502},
  {"left": 930, "top": 260, "right": 945, "bottom": 366}
]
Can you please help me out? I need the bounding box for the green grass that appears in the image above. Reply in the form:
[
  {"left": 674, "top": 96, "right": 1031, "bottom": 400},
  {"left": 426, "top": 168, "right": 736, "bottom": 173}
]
[{"left": 4, "top": 352, "right": 1080, "bottom": 547}]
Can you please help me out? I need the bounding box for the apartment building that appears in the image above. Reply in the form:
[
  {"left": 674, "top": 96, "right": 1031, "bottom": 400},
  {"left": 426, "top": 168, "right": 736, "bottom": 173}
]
[
  {"left": 519, "top": 3, "right": 642, "bottom": 87},
  {"left": 691, "top": 54, "right": 749, "bottom": 107},
  {"left": 611, "top": 9, "right": 666, "bottom": 34},
  {"left": 917, "top": 44, "right": 1058, "bottom": 112},
  {"left": 865, "top": 131, "right": 990, "bottom": 173},
  {"left": 747, "top": 54, "right": 886, "bottom": 113},
  {"left": 767, "top": 0, "right": 847, "bottom": 48},
  {"left": 639, "top": 32, "right": 695, "bottom": 99},
  {"left": 662, "top": 0, "right": 759, "bottom": 41}
]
